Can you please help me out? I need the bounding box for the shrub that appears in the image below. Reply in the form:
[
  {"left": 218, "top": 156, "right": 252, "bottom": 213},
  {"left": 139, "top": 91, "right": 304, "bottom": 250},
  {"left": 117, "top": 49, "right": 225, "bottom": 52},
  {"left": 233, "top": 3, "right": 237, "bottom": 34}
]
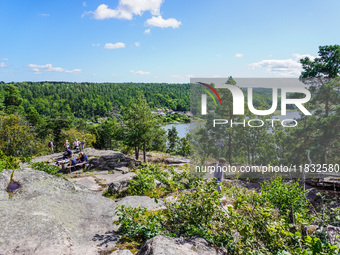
[
  {"left": 115, "top": 178, "right": 339, "bottom": 254},
  {"left": 0, "top": 149, "right": 18, "bottom": 172},
  {"left": 31, "top": 162, "right": 61, "bottom": 176},
  {"left": 261, "top": 177, "right": 310, "bottom": 217},
  {"left": 114, "top": 205, "right": 165, "bottom": 242},
  {"left": 126, "top": 164, "right": 191, "bottom": 198}
]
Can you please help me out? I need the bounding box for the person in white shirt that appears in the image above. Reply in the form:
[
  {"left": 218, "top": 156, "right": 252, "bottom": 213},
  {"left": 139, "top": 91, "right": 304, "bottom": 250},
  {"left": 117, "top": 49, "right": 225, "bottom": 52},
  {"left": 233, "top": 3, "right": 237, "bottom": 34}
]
[{"left": 73, "top": 139, "right": 80, "bottom": 150}]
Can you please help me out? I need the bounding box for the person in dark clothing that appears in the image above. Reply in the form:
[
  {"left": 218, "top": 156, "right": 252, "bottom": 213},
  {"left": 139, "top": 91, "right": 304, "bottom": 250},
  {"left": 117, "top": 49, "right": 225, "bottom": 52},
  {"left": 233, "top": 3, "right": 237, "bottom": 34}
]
[
  {"left": 80, "top": 140, "right": 85, "bottom": 152},
  {"left": 77, "top": 152, "right": 87, "bottom": 163},
  {"left": 214, "top": 157, "right": 227, "bottom": 193},
  {"left": 63, "top": 148, "right": 73, "bottom": 160}
]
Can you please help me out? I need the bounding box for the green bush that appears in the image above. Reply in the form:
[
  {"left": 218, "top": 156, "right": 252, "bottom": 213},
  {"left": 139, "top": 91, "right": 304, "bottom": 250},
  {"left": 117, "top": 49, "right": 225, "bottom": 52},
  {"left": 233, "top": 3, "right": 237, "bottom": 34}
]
[
  {"left": 0, "top": 150, "right": 18, "bottom": 173},
  {"left": 114, "top": 205, "right": 165, "bottom": 242},
  {"left": 126, "top": 164, "right": 191, "bottom": 198},
  {"left": 261, "top": 177, "right": 310, "bottom": 217},
  {"left": 115, "top": 178, "right": 339, "bottom": 254},
  {"left": 31, "top": 162, "right": 60, "bottom": 176}
]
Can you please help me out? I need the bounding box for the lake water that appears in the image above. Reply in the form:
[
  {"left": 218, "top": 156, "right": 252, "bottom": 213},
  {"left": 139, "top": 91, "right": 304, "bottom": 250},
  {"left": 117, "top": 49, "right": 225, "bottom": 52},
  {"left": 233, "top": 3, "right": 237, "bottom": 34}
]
[
  {"left": 162, "top": 111, "right": 303, "bottom": 138},
  {"left": 161, "top": 123, "right": 189, "bottom": 139}
]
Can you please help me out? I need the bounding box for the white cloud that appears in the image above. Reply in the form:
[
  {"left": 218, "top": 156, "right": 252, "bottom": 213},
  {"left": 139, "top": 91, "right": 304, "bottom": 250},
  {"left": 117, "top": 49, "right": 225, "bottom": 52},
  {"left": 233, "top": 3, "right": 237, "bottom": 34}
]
[
  {"left": 235, "top": 53, "right": 243, "bottom": 58},
  {"left": 83, "top": 2, "right": 87, "bottom": 7},
  {"left": 131, "top": 70, "right": 150, "bottom": 75},
  {"left": 0, "top": 58, "right": 8, "bottom": 61},
  {"left": 92, "top": 43, "right": 100, "bottom": 47},
  {"left": 104, "top": 42, "right": 125, "bottom": 49},
  {"left": 249, "top": 53, "right": 316, "bottom": 77},
  {"left": 292, "top": 53, "right": 315, "bottom": 61},
  {"left": 89, "top": 0, "right": 163, "bottom": 20},
  {"left": 144, "top": 29, "right": 151, "bottom": 34},
  {"left": 27, "top": 64, "right": 81, "bottom": 74},
  {"left": 0, "top": 63, "right": 7, "bottom": 68},
  {"left": 134, "top": 42, "right": 140, "bottom": 47},
  {"left": 145, "top": 15, "right": 181, "bottom": 28},
  {"left": 39, "top": 13, "right": 50, "bottom": 17}
]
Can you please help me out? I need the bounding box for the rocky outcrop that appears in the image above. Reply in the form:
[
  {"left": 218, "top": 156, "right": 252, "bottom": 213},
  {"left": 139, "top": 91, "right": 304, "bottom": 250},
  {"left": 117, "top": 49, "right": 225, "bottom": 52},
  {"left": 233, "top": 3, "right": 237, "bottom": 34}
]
[
  {"left": 111, "top": 250, "right": 134, "bottom": 255},
  {"left": 87, "top": 153, "right": 140, "bottom": 171},
  {"left": 137, "top": 235, "right": 228, "bottom": 255},
  {"left": 327, "top": 225, "right": 340, "bottom": 246},
  {"left": 0, "top": 169, "right": 120, "bottom": 255},
  {"left": 19, "top": 148, "right": 141, "bottom": 171},
  {"left": 107, "top": 172, "right": 136, "bottom": 194}
]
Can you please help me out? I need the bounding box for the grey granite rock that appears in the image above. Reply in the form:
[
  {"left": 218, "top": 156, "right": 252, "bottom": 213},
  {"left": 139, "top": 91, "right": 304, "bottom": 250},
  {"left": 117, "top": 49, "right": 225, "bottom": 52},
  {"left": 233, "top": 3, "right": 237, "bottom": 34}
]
[
  {"left": 327, "top": 225, "right": 340, "bottom": 246},
  {"left": 137, "top": 235, "right": 228, "bottom": 255},
  {"left": 0, "top": 169, "right": 120, "bottom": 255},
  {"left": 111, "top": 250, "right": 134, "bottom": 255},
  {"left": 108, "top": 172, "right": 136, "bottom": 193}
]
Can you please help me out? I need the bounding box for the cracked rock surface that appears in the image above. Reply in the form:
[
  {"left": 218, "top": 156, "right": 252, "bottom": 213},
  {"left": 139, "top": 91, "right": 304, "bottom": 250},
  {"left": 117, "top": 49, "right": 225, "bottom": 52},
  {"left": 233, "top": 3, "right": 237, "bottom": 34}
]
[{"left": 0, "top": 169, "right": 119, "bottom": 255}]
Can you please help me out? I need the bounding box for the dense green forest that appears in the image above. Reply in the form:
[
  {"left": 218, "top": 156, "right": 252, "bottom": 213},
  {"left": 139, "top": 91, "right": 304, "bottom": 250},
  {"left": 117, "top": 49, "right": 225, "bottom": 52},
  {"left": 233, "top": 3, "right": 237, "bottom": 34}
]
[
  {"left": 0, "top": 82, "right": 193, "bottom": 161},
  {"left": 0, "top": 82, "right": 190, "bottom": 119}
]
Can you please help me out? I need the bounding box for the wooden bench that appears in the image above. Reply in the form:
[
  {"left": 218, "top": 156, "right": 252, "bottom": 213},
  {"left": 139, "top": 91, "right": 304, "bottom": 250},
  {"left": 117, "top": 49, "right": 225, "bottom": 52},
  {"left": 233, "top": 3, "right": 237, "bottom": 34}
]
[{"left": 65, "top": 162, "right": 89, "bottom": 173}]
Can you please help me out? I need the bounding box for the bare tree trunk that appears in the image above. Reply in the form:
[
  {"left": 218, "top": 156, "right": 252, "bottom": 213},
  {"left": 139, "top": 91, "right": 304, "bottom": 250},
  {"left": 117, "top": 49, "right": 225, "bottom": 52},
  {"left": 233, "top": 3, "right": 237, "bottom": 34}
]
[{"left": 135, "top": 146, "right": 139, "bottom": 160}]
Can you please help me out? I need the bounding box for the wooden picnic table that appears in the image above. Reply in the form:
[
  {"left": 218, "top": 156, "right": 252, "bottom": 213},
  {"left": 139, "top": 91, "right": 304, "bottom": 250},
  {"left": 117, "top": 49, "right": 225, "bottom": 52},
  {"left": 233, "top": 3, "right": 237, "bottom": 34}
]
[{"left": 60, "top": 159, "right": 70, "bottom": 170}]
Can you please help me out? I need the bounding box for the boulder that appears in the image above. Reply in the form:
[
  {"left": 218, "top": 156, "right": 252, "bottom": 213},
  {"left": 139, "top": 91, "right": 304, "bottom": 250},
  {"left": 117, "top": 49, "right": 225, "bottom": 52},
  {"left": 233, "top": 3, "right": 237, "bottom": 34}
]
[
  {"left": 137, "top": 235, "right": 228, "bottom": 255},
  {"left": 303, "top": 225, "right": 318, "bottom": 237},
  {"left": 111, "top": 250, "right": 134, "bottom": 255},
  {"left": 327, "top": 225, "right": 340, "bottom": 246},
  {"left": 115, "top": 167, "right": 130, "bottom": 174},
  {"left": 0, "top": 169, "right": 120, "bottom": 255},
  {"left": 101, "top": 153, "right": 126, "bottom": 161},
  {"left": 306, "top": 188, "right": 322, "bottom": 207},
  {"left": 87, "top": 153, "right": 139, "bottom": 171},
  {"left": 108, "top": 172, "right": 136, "bottom": 193}
]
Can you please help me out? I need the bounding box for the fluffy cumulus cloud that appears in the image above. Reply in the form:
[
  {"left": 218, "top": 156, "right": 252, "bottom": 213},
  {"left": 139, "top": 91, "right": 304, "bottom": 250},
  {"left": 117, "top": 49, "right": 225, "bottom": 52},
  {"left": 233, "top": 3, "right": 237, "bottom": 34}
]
[
  {"left": 104, "top": 42, "right": 125, "bottom": 49},
  {"left": 249, "top": 53, "right": 316, "bottom": 77},
  {"left": 145, "top": 15, "right": 181, "bottom": 28},
  {"left": 27, "top": 64, "right": 81, "bottom": 74},
  {"left": 0, "top": 63, "right": 7, "bottom": 68},
  {"left": 235, "top": 53, "right": 243, "bottom": 58},
  {"left": 130, "top": 70, "right": 150, "bottom": 75},
  {"left": 89, "top": 0, "right": 163, "bottom": 20},
  {"left": 144, "top": 29, "right": 151, "bottom": 34},
  {"left": 134, "top": 42, "right": 140, "bottom": 47}
]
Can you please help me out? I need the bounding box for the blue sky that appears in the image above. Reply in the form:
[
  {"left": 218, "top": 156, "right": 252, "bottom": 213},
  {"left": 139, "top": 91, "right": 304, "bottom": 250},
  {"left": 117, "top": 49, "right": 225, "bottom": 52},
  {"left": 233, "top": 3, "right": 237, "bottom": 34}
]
[{"left": 1, "top": 0, "right": 340, "bottom": 83}]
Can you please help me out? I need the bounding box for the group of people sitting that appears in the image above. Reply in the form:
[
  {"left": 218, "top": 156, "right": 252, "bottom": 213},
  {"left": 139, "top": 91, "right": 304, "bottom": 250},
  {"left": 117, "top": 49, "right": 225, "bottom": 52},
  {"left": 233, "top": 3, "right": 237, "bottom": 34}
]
[
  {"left": 69, "top": 152, "right": 88, "bottom": 167},
  {"left": 59, "top": 138, "right": 88, "bottom": 168},
  {"left": 58, "top": 150, "right": 88, "bottom": 167}
]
